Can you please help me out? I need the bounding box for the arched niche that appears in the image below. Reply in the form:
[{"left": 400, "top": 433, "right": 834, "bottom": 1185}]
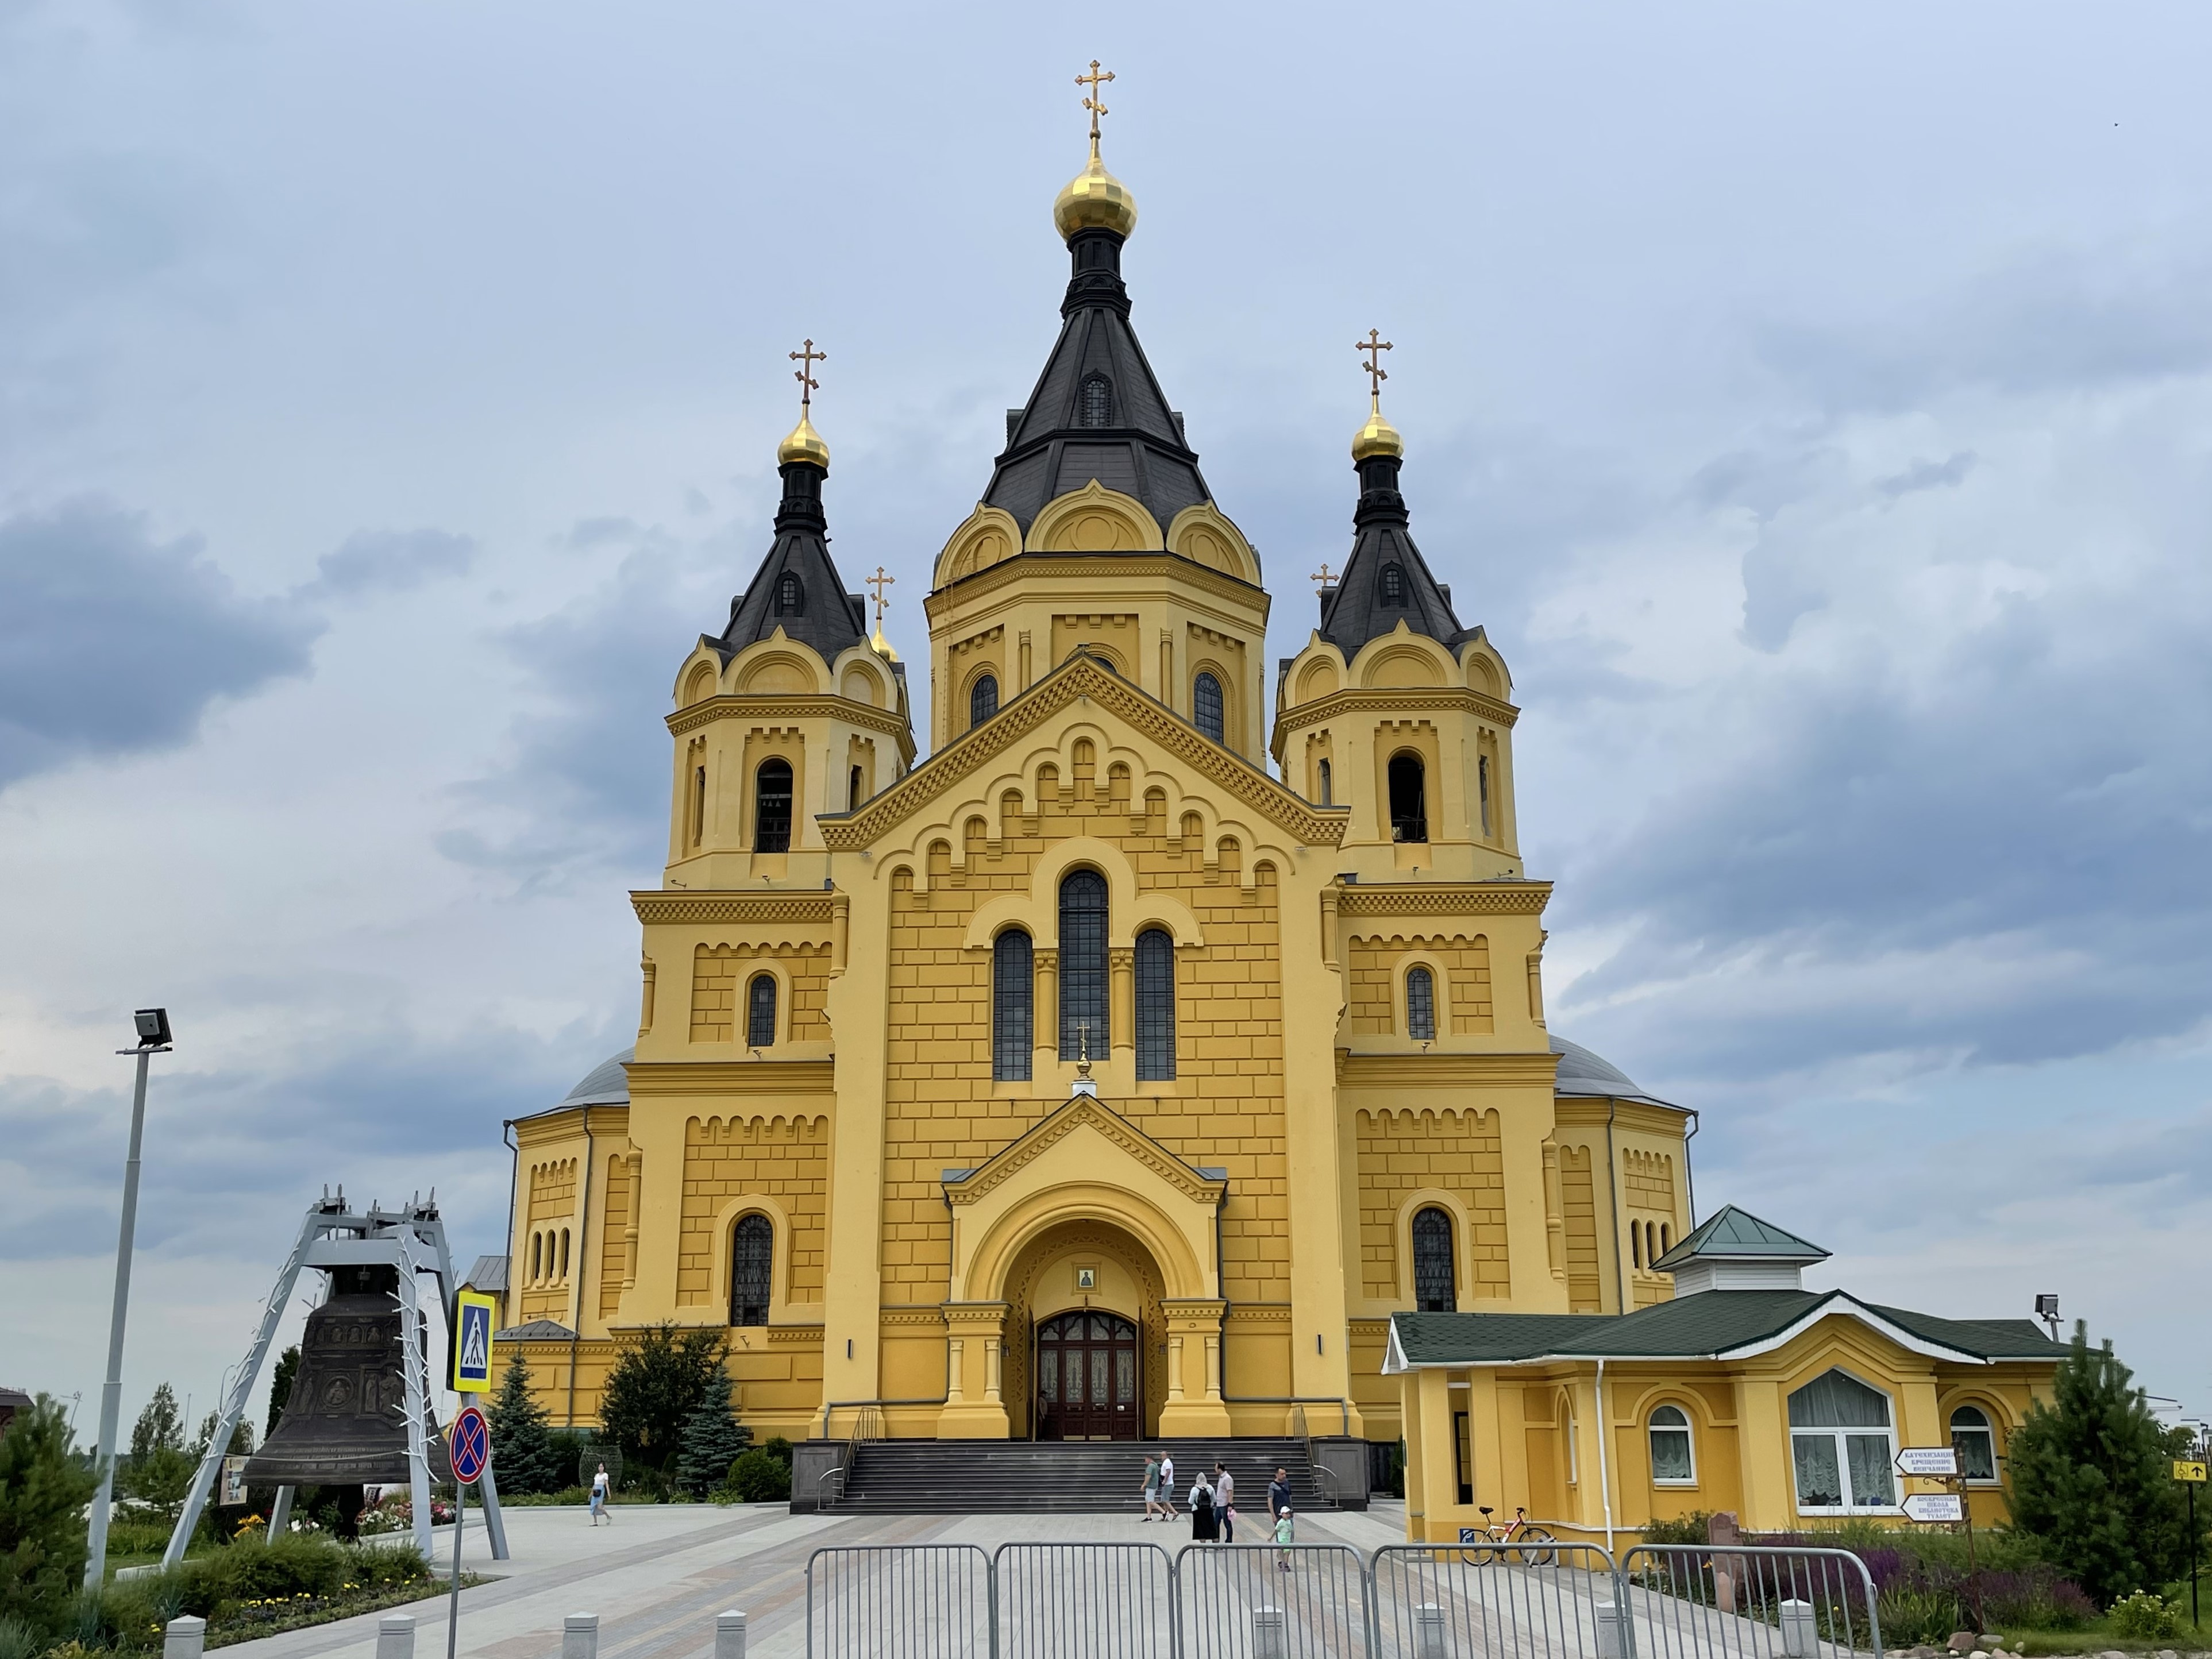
[{"left": 1026, "top": 481, "right": 1163, "bottom": 555}]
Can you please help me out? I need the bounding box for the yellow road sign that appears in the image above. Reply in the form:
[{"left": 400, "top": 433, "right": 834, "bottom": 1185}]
[{"left": 2174, "top": 1460, "right": 2207, "bottom": 1483}]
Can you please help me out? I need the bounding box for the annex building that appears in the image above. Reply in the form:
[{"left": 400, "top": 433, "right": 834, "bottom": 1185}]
[{"left": 489, "top": 95, "right": 2062, "bottom": 1537}]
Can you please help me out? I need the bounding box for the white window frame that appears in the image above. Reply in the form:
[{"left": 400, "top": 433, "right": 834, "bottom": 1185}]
[
  {"left": 1648, "top": 1403, "right": 1698, "bottom": 1487},
  {"left": 1949, "top": 1403, "right": 2001, "bottom": 1486},
  {"left": 1787, "top": 1369, "right": 1899, "bottom": 1516}
]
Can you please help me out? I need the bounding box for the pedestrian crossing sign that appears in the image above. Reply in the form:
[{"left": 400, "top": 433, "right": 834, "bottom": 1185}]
[{"left": 454, "top": 1291, "right": 498, "bottom": 1392}]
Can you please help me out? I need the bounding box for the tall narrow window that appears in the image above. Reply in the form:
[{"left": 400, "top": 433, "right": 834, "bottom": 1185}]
[
  {"left": 559, "top": 1229, "right": 571, "bottom": 1279},
  {"left": 1660, "top": 1223, "right": 1671, "bottom": 1254},
  {"left": 692, "top": 765, "right": 707, "bottom": 845},
  {"left": 1192, "top": 673, "right": 1225, "bottom": 743},
  {"left": 1647, "top": 1221, "right": 1659, "bottom": 1267},
  {"left": 992, "top": 929, "right": 1034, "bottom": 1081},
  {"left": 1388, "top": 753, "right": 1428, "bottom": 842},
  {"left": 774, "top": 573, "right": 804, "bottom": 615},
  {"left": 730, "top": 1214, "right": 772, "bottom": 1326},
  {"left": 1381, "top": 564, "right": 1406, "bottom": 606},
  {"left": 849, "top": 764, "right": 865, "bottom": 809},
  {"left": 1079, "top": 373, "right": 1113, "bottom": 427},
  {"left": 1478, "top": 755, "right": 1492, "bottom": 837},
  {"left": 970, "top": 673, "right": 999, "bottom": 728},
  {"left": 1950, "top": 1405, "right": 1998, "bottom": 1482},
  {"left": 530, "top": 1231, "right": 542, "bottom": 1283},
  {"left": 1405, "top": 966, "right": 1436, "bottom": 1041},
  {"left": 1317, "top": 758, "right": 1332, "bottom": 805},
  {"left": 1632, "top": 1224, "right": 1644, "bottom": 1270},
  {"left": 746, "top": 973, "right": 777, "bottom": 1047},
  {"left": 753, "top": 758, "right": 793, "bottom": 852},
  {"left": 1058, "top": 870, "right": 1108, "bottom": 1060},
  {"left": 1135, "top": 928, "right": 1176, "bottom": 1081},
  {"left": 1412, "top": 1206, "right": 1456, "bottom": 1312}
]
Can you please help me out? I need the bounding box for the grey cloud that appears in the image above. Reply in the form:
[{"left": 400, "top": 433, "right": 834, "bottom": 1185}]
[
  {"left": 1876, "top": 451, "right": 1976, "bottom": 501},
  {"left": 0, "top": 499, "right": 320, "bottom": 790},
  {"left": 310, "top": 527, "right": 476, "bottom": 595}
]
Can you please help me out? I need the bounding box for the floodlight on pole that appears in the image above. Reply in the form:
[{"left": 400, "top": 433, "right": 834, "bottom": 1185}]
[
  {"left": 86, "top": 1008, "right": 173, "bottom": 1587},
  {"left": 2034, "top": 1293, "right": 2061, "bottom": 1342}
]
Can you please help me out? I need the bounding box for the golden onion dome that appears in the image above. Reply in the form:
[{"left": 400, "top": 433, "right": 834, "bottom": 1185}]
[
  {"left": 1351, "top": 400, "right": 1404, "bottom": 462},
  {"left": 777, "top": 410, "right": 830, "bottom": 469},
  {"left": 1054, "top": 144, "right": 1139, "bottom": 241},
  {"left": 869, "top": 619, "right": 900, "bottom": 663}
]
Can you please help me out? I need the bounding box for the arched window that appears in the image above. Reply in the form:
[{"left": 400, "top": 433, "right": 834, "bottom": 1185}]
[
  {"left": 1660, "top": 1223, "right": 1672, "bottom": 1254},
  {"left": 559, "top": 1228, "right": 571, "bottom": 1279},
  {"left": 691, "top": 764, "right": 707, "bottom": 846},
  {"left": 1632, "top": 1224, "right": 1644, "bottom": 1270},
  {"left": 1405, "top": 966, "right": 1436, "bottom": 1041},
  {"left": 1478, "top": 755, "right": 1492, "bottom": 837},
  {"left": 774, "top": 572, "right": 804, "bottom": 616},
  {"left": 1135, "top": 928, "right": 1176, "bottom": 1081},
  {"left": 1079, "top": 373, "right": 1113, "bottom": 427},
  {"left": 1058, "top": 870, "right": 1108, "bottom": 1060},
  {"left": 746, "top": 973, "right": 777, "bottom": 1048},
  {"left": 1650, "top": 1405, "right": 1696, "bottom": 1484},
  {"left": 1647, "top": 1221, "right": 1659, "bottom": 1267},
  {"left": 1951, "top": 1405, "right": 1998, "bottom": 1482},
  {"left": 1388, "top": 753, "right": 1428, "bottom": 842},
  {"left": 1412, "top": 1207, "right": 1456, "bottom": 1312},
  {"left": 1317, "top": 758, "right": 1333, "bottom": 805},
  {"left": 849, "top": 765, "right": 864, "bottom": 809},
  {"left": 530, "top": 1231, "right": 542, "bottom": 1283},
  {"left": 1381, "top": 563, "right": 1406, "bottom": 606},
  {"left": 1788, "top": 1369, "right": 1897, "bottom": 1513},
  {"left": 970, "top": 673, "right": 999, "bottom": 728},
  {"left": 992, "top": 929, "right": 1034, "bottom": 1082},
  {"left": 730, "top": 1214, "right": 772, "bottom": 1326},
  {"left": 1193, "top": 673, "right": 1225, "bottom": 743},
  {"left": 753, "top": 758, "right": 793, "bottom": 852}
]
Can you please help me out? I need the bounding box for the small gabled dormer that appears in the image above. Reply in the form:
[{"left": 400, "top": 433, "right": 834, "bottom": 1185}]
[{"left": 1652, "top": 1204, "right": 1831, "bottom": 1296}]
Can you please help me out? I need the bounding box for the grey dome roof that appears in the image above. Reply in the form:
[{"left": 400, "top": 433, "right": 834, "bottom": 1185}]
[
  {"left": 560, "top": 1047, "right": 634, "bottom": 1108},
  {"left": 1549, "top": 1035, "right": 1676, "bottom": 1108}
]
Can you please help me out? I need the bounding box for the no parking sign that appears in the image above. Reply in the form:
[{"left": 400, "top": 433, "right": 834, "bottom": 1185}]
[{"left": 450, "top": 1405, "right": 490, "bottom": 1486}]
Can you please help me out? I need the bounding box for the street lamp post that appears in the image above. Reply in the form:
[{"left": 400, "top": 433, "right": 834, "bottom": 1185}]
[{"left": 85, "top": 1008, "right": 173, "bottom": 1586}]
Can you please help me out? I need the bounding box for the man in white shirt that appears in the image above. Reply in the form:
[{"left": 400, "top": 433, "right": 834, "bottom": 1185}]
[
  {"left": 1158, "top": 1452, "right": 1177, "bottom": 1517},
  {"left": 1213, "top": 1461, "right": 1235, "bottom": 1542}
]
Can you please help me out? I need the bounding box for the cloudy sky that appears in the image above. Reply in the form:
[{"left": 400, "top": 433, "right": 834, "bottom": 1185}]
[{"left": 5, "top": 1, "right": 2210, "bottom": 1437}]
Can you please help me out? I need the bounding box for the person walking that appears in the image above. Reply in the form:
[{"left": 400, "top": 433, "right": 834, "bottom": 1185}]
[
  {"left": 1140, "top": 1451, "right": 1165, "bottom": 1521},
  {"left": 1212, "top": 1461, "right": 1236, "bottom": 1543},
  {"left": 1273, "top": 1505, "right": 1296, "bottom": 1572},
  {"left": 1188, "top": 1470, "right": 1217, "bottom": 1542},
  {"left": 1158, "top": 1451, "right": 1177, "bottom": 1517},
  {"left": 1268, "top": 1465, "right": 1292, "bottom": 1523},
  {"left": 588, "top": 1463, "right": 611, "bottom": 1526}
]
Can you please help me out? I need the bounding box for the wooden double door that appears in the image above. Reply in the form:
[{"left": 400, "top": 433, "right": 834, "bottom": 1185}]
[{"left": 1035, "top": 1311, "right": 1140, "bottom": 1441}]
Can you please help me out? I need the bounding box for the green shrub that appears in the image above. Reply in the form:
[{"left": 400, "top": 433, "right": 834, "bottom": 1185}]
[
  {"left": 1638, "top": 1511, "right": 1714, "bottom": 1548},
  {"left": 0, "top": 1395, "right": 100, "bottom": 1637},
  {"left": 723, "top": 1450, "right": 791, "bottom": 1504},
  {"left": 0, "top": 1614, "right": 36, "bottom": 1659},
  {"left": 2107, "top": 1588, "right": 2183, "bottom": 1639},
  {"left": 1876, "top": 1585, "right": 1964, "bottom": 1647}
]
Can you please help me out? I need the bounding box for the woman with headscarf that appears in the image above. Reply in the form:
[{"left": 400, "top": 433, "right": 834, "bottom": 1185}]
[{"left": 1189, "top": 1469, "right": 1219, "bottom": 1542}]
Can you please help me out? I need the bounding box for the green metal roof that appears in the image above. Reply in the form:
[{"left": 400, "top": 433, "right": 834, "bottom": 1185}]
[
  {"left": 1651, "top": 1204, "right": 1829, "bottom": 1271},
  {"left": 1386, "top": 1289, "right": 2069, "bottom": 1371}
]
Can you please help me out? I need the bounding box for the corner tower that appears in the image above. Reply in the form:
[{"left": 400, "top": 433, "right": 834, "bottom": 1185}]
[
  {"left": 924, "top": 92, "right": 1270, "bottom": 761},
  {"left": 1272, "top": 349, "right": 1521, "bottom": 879}
]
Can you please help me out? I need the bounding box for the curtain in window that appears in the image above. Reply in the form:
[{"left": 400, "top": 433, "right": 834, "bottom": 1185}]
[
  {"left": 1193, "top": 673, "right": 1225, "bottom": 743},
  {"left": 1412, "top": 1206, "right": 1456, "bottom": 1311},
  {"left": 1792, "top": 1435, "right": 1843, "bottom": 1507},
  {"left": 746, "top": 974, "right": 777, "bottom": 1047},
  {"left": 1649, "top": 1406, "right": 1694, "bottom": 1482},
  {"left": 1135, "top": 928, "right": 1175, "bottom": 1080},
  {"left": 992, "top": 929, "right": 1033, "bottom": 1081},
  {"left": 1059, "top": 870, "right": 1108, "bottom": 1060},
  {"left": 1788, "top": 1369, "right": 1891, "bottom": 1427},
  {"left": 753, "top": 759, "right": 793, "bottom": 852},
  {"left": 1406, "top": 967, "right": 1436, "bottom": 1040},
  {"left": 1951, "top": 1406, "right": 1998, "bottom": 1480},
  {"left": 969, "top": 673, "right": 999, "bottom": 728},
  {"left": 730, "top": 1214, "right": 772, "bottom": 1325}
]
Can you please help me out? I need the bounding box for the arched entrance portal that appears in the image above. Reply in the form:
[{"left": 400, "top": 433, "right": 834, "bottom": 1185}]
[{"left": 1036, "top": 1310, "right": 1140, "bottom": 1441}]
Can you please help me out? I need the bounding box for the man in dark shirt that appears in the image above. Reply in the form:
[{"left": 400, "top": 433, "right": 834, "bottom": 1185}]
[{"left": 1268, "top": 1465, "right": 1292, "bottom": 1522}]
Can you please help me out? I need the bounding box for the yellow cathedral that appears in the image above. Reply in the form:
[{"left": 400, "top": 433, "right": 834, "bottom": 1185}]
[{"left": 487, "top": 94, "right": 2061, "bottom": 1534}]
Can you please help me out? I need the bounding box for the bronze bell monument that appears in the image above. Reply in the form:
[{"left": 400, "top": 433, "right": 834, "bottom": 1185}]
[{"left": 243, "top": 1263, "right": 450, "bottom": 1490}]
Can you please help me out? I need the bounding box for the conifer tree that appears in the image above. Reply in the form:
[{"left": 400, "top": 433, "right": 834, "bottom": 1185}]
[
  {"left": 0, "top": 1394, "right": 99, "bottom": 1635},
  {"left": 674, "top": 1365, "right": 750, "bottom": 1498},
  {"left": 486, "top": 1354, "right": 565, "bottom": 1495},
  {"left": 2007, "top": 1322, "right": 2198, "bottom": 1605}
]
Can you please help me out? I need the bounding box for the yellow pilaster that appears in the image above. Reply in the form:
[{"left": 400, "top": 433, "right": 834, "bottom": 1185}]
[{"left": 820, "top": 884, "right": 891, "bottom": 1432}]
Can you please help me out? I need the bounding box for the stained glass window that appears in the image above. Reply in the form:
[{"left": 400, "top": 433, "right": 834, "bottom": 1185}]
[
  {"left": 753, "top": 759, "right": 793, "bottom": 852},
  {"left": 1059, "top": 870, "right": 1108, "bottom": 1060},
  {"left": 993, "top": 929, "right": 1034, "bottom": 1081},
  {"left": 1135, "top": 928, "right": 1175, "bottom": 1080},
  {"left": 730, "top": 1214, "right": 772, "bottom": 1326},
  {"left": 1413, "top": 1206, "right": 1456, "bottom": 1312}
]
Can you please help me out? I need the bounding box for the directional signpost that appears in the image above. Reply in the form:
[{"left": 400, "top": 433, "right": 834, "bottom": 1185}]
[
  {"left": 2176, "top": 1459, "right": 2206, "bottom": 1629},
  {"left": 1897, "top": 1446, "right": 1959, "bottom": 1478},
  {"left": 1903, "top": 1492, "right": 1967, "bottom": 1522},
  {"left": 445, "top": 1405, "right": 490, "bottom": 1659},
  {"left": 1898, "top": 1445, "right": 1982, "bottom": 1627}
]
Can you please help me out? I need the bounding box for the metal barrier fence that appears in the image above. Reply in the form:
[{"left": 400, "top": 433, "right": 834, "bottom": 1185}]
[
  {"left": 1619, "top": 1545, "right": 1881, "bottom": 1659},
  {"left": 995, "top": 1543, "right": 1176, "bottom": 1659},
  {"left": 1371, "top": 1543, "right": 1626, "bottom": 1659},
  {"left": 804, "top": 1540, "right": 1885, "bottom": 1659},
  {"left": 807, "top": 1545, "right": 993, "bottom": 1659}
]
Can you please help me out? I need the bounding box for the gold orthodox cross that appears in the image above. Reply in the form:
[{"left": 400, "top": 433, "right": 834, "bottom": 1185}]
[
  {"left": 1355, "top": 329, "right": 1393, "bottom": 400},
  {"left": 1076, "top": 1020, "right": 1093, "bottom": 1078},
  {"left": 1077, "top": 60, "right": 1115, "bottom": 149},
  {"left": 789, "top": 338, "right": 827, "bottom": 409},
  {"left": 1311, "top": 562, "right": 1338, "bottom": 591},
  {"left": 865, "top": 565, "right": 897, "bottom": 626}
]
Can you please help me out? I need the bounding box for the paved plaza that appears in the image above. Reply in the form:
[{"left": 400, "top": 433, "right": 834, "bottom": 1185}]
[{"left": 229, "top": 1500, "right": 1413, "bottom": 1659}]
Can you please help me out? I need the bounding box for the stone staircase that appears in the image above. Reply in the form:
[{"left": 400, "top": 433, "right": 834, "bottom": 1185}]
[{"left": 827, "top": 1438, "right": 1339, "bottom": 1515}]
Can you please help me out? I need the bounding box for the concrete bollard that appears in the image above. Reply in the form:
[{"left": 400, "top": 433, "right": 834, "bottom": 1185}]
[
  {"left": 562, "top": 1614, "right": 600, "bottom": 1659},
  {"left": 376, "top": 1613, "right": 417, "bottom": 1659},
  {"left": 1779, "top": 1598, "right": 1818, "bottom": 1658},
  {"left": 163, "top": 1616, "right": 207, "bottom": 1659},
  {"left": 1595, "top": 1600, "right": 1626, "bottom": 1659},
  {"left": 715, "top": 1610, "right": 747, "bottom": 1659},
  {"left": 1414, "top": 1602, "right": 1449, "bottom": 1659},
  {"left": 1252, "top": 1607, "right": 1288, "bottom": 1659}
]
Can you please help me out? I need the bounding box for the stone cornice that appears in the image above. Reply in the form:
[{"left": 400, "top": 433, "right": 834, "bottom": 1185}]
[
  {"left": 631, "top": 892, "right": 838, "bottom": 928},
  {"left": 1336, "top": 882, "right": 1552, "bottom": 919},
  {"left": 945, "top": 1094, "right": 1228, "bottom": 1209},
  {"left": 666, "top": 693, "right": 916, "bottom": 746},
  {"left": 1336, "top": 1051, "right": 1562, "bottom": 1089},
  {"left": 822, "top": 654, "right": 1348, "bottom": 850},
  {"left": 626, "top": 1060, "right": 836, "bottom": 1097},
  {"left": 925, "top": 549, "right": 1267, "bottom": 613},
  {"left": 1275, "top": 685, "right": 1520, "bottom": 734}
]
